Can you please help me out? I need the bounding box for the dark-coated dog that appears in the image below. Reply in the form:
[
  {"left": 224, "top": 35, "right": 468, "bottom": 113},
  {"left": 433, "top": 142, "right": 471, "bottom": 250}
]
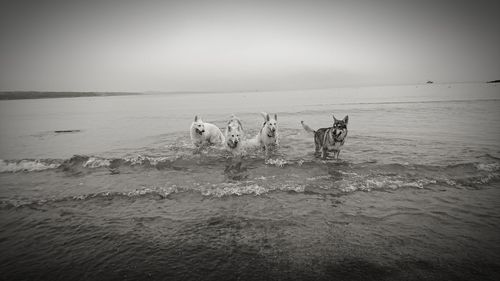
[{"left": 301, "top": 115, "right": 348, "bottom": 159}]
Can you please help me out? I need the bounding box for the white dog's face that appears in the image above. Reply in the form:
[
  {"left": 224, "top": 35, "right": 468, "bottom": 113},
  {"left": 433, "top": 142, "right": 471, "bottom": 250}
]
[
  {"left": 192, "top": 116, "right": 205, "bottom": 135},
  {"left": 226, "top": 125, "right": 241, "bottom": 148},
  {"left": 262, "top": 113, "right": 278, "bottom": 137},
  {"left": 265, "top": 119, "right": 277, "bottom": 136}
]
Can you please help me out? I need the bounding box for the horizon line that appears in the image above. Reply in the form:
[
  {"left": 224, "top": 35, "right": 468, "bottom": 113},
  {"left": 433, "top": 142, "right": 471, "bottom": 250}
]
[{"left": 0, "top": 80, "right": 494, "bottom": 94}]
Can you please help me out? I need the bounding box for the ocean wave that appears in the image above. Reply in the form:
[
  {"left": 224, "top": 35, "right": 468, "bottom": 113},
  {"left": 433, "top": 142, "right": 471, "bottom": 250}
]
[
  {"left": 2, "top": 164, "right": 498, "bottom": 210},
  {"left": 0, "top": 186, "right": 181, "bottom": 209},
  {"left": 0, "top": 154, "right": 299, "bottom": 174},
  {"left": 1, "top": 155, "right": 499, "bottom": 189},
  {"left": 475, "top": 162, "right": 500, "bottom": 172},
  {"left": 73, "top": 185, "right": 181, "bottom": 200},
  {"left": 0, "top": 174, "right": 438, "bottom": 209},
  {"left": 0, "top": 182, "right": 308, "bottom": 209},
  {"left": 339, "top": 177, "right": 437, "bottom": 193},
  {"left": 0, "top": 154, "right": 497, "bottom": 175},
  {"left": 0, "top": 159, "right": 60, "bottom": 172}
]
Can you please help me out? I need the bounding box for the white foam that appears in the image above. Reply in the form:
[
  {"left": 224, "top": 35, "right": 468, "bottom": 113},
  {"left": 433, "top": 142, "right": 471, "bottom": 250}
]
[
  {"left": 127, "top": 185, "right": 179, "bottom": 197},
  {"left": 202, "top": 183, "right": 268, "bottom": 197},
  {"left": 275, "top": 183, "right": 305, "bottom": 193},
  {"left": 0, "top": 159, "right": 59, "bottom": 173},
  {"left": 339, "top": 176, "right": 436, "bottom": 193},
  {"left": 124, "top": 155, "right": 150, "bottom": 165},
  {"left": 265, "top": 158, "right": 287, "bottom": 167},
  {"left": 83, "top": 157, "right": 111, "bottom": 168},
  {"left": 123, "top": 155, "right": 171, "bottom": 166},
  {"left": 444, "top": 179, "right": 457, "bottom": 186},
  {"left": 475, "top": 163, "right": 500, "bottom": 172},
  {"left": 475, "top": 173, "right": 499, "bottom": 184},
  {"left": 200, "top": 181, "right": 305, "bottom": 197},
  {"left": 71, "top": 185, "right": 180, "bottom": 201}
]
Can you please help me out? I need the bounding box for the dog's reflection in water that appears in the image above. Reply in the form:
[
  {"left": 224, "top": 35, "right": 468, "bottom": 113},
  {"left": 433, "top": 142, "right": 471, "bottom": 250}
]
[{"left": 224, "top": 156, "right": 248, "bottom": 181}]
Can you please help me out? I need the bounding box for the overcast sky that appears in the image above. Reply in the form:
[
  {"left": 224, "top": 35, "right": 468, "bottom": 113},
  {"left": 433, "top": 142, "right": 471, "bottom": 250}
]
[{"left": 0, "top": 0, "right": 499, "bottom": 92}]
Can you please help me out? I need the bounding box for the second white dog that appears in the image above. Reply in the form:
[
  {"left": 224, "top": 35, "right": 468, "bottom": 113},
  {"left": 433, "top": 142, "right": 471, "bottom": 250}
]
[{"left": 225, "top": 115, "right": 245, "bottom": 154}]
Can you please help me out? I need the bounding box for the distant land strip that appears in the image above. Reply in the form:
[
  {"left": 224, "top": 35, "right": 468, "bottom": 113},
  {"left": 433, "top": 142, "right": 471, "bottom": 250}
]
[{"left": 0, "top": 91, "right": 141, "bottom": 100}]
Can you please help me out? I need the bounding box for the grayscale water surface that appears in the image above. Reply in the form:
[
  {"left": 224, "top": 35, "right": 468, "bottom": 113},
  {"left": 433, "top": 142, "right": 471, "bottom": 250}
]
[{"left": 1, "top": 83, "right": 499, "bottom": 280}]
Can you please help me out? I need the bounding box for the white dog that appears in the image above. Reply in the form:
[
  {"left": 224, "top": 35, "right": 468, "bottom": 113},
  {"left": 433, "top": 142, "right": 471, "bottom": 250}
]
[
  {"left": 256, "top": 112, "right": 279, "bottom": 153},
  {"left": 224, "top": 115, "right": 245, "bottom": 154},
  {"left": 190, "top": 115, "right": 225, "bottom": 148}
]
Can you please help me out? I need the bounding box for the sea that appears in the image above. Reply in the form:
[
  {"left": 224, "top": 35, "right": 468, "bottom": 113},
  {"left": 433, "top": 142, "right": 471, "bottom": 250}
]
[{"left": 1, "top": 83, "right": 499, "bottom": 280}]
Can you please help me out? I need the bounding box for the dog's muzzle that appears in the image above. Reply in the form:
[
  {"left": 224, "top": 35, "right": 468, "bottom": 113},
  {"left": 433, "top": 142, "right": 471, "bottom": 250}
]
[
  {"left": 333, "top": 129, "right": 344, "bottom": 140},
  {"left": 267, "top": 128, "right": 276, "bottom": 138},
  {"left": 227, "top": 139, "right": 238, "bottom": 149},
  {"left": 196, "top": 128, "right": 204, "bottom": 135}
]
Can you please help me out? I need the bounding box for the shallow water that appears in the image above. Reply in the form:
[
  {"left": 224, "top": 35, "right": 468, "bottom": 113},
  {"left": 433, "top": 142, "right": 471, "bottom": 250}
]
[{"left": 1, "top": 83, "right": 500, "bottom": 280}]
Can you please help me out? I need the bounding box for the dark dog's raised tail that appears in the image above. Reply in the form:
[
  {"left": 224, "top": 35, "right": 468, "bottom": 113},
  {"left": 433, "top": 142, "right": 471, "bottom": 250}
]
[{"left": 301, "top": 121, "right": 315, "bottom": 134}]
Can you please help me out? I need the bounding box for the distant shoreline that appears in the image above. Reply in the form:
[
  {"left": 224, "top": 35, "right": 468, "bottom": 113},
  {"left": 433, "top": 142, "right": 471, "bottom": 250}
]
[
  {"left": 1, "top": 81, "right": 497, "bottom": 100},
  {"left": 0, "top": 91, "right": 141, "bottom": 100}
]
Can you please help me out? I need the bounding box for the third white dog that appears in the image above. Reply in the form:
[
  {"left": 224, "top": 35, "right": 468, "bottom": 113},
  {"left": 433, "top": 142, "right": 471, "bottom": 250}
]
[{"left": 256, "top": 112, "right": 279, "bottom": 153}]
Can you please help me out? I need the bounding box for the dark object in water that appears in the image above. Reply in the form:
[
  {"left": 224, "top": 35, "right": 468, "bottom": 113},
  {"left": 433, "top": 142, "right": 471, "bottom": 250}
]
[
  {"left": 426, "top": 80, "right": 434, "bottom": 84},
  {"left": 54, "top": 130, "right": 81, "bottom": 133},
  {"left": 486, "top": 79, "right": 500, "bottom": 83},
  {"left": 0, "top": 91, "right": 140, "bottom": 100}
]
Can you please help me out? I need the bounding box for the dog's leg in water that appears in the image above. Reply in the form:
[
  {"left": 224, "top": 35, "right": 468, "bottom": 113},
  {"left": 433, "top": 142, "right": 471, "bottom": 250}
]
[
  {"left": 263, "top": 146, "right": 269, "bottom": 159},
  {"left": 193, "top": 143, "right": 201, "bottom": 154},
  {"left": 315, "top": 143, "right": 320, "bottom": 157},
  {"left": 264, "top": 144, "right": 276, "bottom": 159},
  {"left": 321, "top": 148, "right": 328, "bottom": 159}
]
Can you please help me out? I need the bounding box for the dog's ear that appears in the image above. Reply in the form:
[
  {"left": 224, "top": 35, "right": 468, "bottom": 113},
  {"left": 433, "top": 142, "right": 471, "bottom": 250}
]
[
  {"left": 260, "top": 112, "right": 268, "bottom": 121},
  {"left": 332, "top": 114, "right": 338, "bottom": 122},
  {"left": 228, "top": 125, "right": 232, "bottom": 132},
  {"left": 194, "top": 115, "right": 198, "bottom": 122},
  {"left": 237, "top": 119, "right": 243, "bottom": 130},
  {"left": 274, "top": 114, "right": 277, "bottom": 121},
  {"left": 343, "top": 115, "right": 349, "bottom": 124}
]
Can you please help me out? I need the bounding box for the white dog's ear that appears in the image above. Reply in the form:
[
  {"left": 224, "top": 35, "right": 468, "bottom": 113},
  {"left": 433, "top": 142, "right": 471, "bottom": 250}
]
[
  {"left": 343, "top": 115, "right": 349, "bottom": 124},
  {"left": 274, "top": 114, "right": 277, "bottom": 121},
  {"left": 194, "top": 115, "right": 198, "bottom": 122},
  {"left": 260, "top": 112, "right": 268, "bottom": 121}
]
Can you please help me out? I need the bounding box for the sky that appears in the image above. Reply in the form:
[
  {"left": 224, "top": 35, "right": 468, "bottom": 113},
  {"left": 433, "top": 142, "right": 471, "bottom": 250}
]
[{"left": 0, "top": 0, "right": 499, "bottom": 92}]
